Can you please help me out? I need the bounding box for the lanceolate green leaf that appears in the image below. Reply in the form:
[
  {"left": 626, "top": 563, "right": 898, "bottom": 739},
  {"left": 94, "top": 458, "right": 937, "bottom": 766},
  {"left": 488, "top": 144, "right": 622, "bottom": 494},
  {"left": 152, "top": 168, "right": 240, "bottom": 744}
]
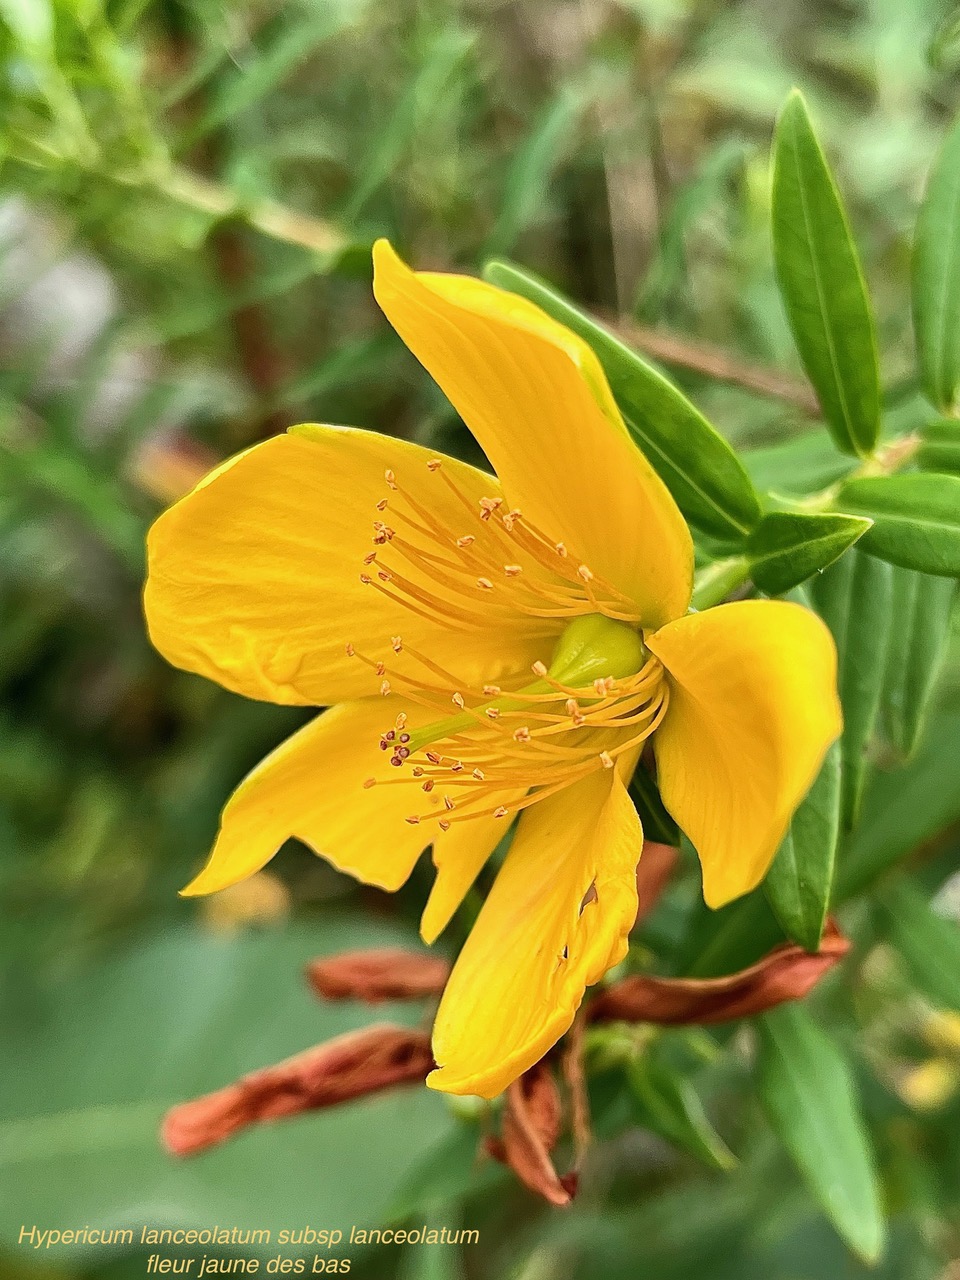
[
  {"left": 483, "top": 260, "right": 762, "bottom": 541},
  {"left": 747, "top": 511, "right": 872, "bottom": 596},
  {"left": 839, "top": 707, "right": 960, "bottom": 901},
  {"left": 485, "top": 89, "right": 582, "bottom": 257},
  {"left": 838, "top": 472, "right": 960, "bottom": 577},
  {"left": 771, "top": 91, "right": 881, "bottom": 457},
  {"left": 627, "top": 1058, "right": 736, "bottom": 1172},
  {"left": 876, "top": 879, "right": 960, "bottom": 1014},
  {"left": 757, "top": 1005, "right": 884, "bottom": 1264},
  {"left": 811, "top": 551, "right": 893, "bottom": 827},
  {"left": 676, "top": 887, "right": 785, "bottom": 980},
  {"left": 913, "top": 113, "right": 960, "bottom": 413},
  {"left": 918, "top": 418, "right": 960, "bottom": 474},
  {"left": 764, "top": 741, "right": 841, "bottom": 952},
  {"left": 881, "top": 568, "right": 955, "bottom": 758},
  {"left": 742, "top": 428, "right": 857, "bottom": 496}
]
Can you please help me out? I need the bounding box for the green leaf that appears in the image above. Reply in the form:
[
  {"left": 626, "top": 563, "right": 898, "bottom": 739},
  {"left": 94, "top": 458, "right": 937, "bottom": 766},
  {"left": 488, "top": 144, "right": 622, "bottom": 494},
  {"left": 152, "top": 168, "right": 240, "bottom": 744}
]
[
  {"left": 675, "top": 885, "right": 785, "bottom": 980},
  {"left": 742, "top": 428, "right": 857, "bottom": 496},
  {"left": 840, "top": 707, "right": 960, "bottom": 902},
  {"left": 389, "top": 1123, "right": 506, "bottom": 1222},
  {"left": 190, "top": 9, "right": 365, "bottom": 142},
  {"left": 639, "top": 138, "right": 750, "bottom": 318},
  {"left": 918, "top": 418, "right": 960, "bottom": 474},
  {"left": 913, "top": 113, "right": 960, "bottom": 413},
  {"left": 0, "top": 921, "right": 455, "bottom": 1260},
  {"left": 764, "top": 741, "right": 841, "bottom": 951},
  {"left": 627, "top": 1057, "right": 736, "bottom": 1172},
  {"left": 811, "top": 550, "right": 893, "bottom": 827},
  {"left": 482, "top": 260, "right": 762, "bottom": 541},
  {"left": 929, "top": 6, "right": 960, "bottom": 70},
  {"left": 881, "top": 568, "right": 955, "bottom": 758},
  {"left": 756, "top": 1005, "right": 885, "bottom": 1263},
  {"left": 0, "top": 438, "right": 147, "bottom": 574},
  {"left": 837, "top": 472, "right": 960, "bottom": 577},
  {"left": 771, "top": 91, "right": 881, "bottom": 457},
  {"left": 344, "top": 28, "right": 475, "bottom": 221},
  {"left": 0, "top": 0, "right": 53, "bottom": 52},
  {"left": 876, "top": 879, "right": 960, "bottom": 1014},
  {"left": 484, "top": 89, "right": 583, "bottom": 257},
  {"left": 747, "top": 511, "right": 872, "bottom": 596}
]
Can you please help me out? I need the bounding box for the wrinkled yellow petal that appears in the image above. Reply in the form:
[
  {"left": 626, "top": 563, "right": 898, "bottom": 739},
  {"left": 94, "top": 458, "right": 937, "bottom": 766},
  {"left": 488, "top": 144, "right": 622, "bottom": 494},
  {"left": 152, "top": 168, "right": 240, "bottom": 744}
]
[
  {"left": 145, "top": 425, "right": 549, "bottom": 706},
  {"left": 181, "top": 697, "right": 441, "bottom": 897},
  {"left": 647, "top": 600, "right": 841, "bottom": 909},
  {"left": 373, "top": 240, "right": 693, "bottom": 628},
  {"left": 428, "top": 769, "right": 642, "bottom": 1098}
]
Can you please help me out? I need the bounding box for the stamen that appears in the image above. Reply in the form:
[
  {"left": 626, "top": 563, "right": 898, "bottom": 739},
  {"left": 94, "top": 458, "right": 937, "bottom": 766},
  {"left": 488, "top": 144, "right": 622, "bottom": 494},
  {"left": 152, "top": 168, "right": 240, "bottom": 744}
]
[{"left": 348, "top": 466, "right": 671, "bottom": 828}]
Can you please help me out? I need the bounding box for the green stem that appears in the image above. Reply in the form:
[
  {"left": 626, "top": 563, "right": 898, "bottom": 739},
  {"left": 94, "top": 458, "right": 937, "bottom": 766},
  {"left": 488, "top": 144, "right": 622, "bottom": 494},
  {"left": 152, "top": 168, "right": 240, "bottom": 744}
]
[
  {"left": 691, "top": 433, "right": 921, "bottom": 611},
  {"left": 800, "top": 431, "right": 922, "bottom": 514},
  {"left": 691, "top": 556, "right": 751, "bottom": 610}
]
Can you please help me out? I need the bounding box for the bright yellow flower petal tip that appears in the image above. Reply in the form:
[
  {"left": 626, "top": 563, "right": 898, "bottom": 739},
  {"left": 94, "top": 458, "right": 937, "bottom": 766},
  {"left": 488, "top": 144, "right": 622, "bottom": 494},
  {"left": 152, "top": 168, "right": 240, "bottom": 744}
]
[{"left": 143, "top": 241, "right": 841, "bottom": 1100}]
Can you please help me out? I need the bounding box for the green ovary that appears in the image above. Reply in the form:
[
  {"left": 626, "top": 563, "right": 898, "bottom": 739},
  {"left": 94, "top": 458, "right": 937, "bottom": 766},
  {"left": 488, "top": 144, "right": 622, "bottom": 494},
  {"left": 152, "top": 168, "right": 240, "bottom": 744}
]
[{"left": 404, "top": 614, "right": 649, "bottom": 757}]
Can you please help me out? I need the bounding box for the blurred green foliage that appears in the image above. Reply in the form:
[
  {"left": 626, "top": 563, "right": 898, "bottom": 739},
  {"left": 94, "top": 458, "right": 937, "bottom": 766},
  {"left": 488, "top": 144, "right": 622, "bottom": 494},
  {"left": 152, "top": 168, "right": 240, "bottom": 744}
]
[{"left": 2, "top": 2, "right": 960, "bottom": 1279}]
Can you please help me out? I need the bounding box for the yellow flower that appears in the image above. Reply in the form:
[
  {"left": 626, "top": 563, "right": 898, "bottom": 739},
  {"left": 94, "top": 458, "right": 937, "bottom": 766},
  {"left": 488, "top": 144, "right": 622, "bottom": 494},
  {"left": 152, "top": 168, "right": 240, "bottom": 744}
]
[{"left": 144, "top": 241, "right": 841, "bottom": 1100}]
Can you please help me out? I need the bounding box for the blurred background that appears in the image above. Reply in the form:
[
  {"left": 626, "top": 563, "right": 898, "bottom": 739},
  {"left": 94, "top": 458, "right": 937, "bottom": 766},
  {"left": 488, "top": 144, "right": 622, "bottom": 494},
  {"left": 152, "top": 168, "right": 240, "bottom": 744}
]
[{"left": 2, "top": 1, "right": 960, "bottom": 1278}]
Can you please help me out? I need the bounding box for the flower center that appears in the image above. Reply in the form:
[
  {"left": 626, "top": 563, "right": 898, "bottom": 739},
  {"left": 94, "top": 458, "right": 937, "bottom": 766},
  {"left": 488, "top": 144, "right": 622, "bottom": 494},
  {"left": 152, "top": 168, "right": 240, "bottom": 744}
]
[{"left": 357, "top": 612, "right": 668, "bottom": 830}]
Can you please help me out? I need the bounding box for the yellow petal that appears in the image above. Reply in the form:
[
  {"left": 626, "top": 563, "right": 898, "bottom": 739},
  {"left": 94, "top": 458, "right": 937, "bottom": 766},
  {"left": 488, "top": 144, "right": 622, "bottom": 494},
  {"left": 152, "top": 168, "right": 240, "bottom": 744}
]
[
  {"left": 145, "top": 425, "right": 548, "bottom": 706},
  {"left": 647, "top": 600, "right": 841, "bottom": 909},
  {"left": 419, "top": 797, "right": 524, "bottom": 945},
  {"left": 373, "top": 240, "right": 693, "bottom": 628},
  {"left": 181, "top": 697, "right": 441, "bottom": 897},
  {"left": 427, "top": 769, "right": 642, "bottom": 1098}
]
